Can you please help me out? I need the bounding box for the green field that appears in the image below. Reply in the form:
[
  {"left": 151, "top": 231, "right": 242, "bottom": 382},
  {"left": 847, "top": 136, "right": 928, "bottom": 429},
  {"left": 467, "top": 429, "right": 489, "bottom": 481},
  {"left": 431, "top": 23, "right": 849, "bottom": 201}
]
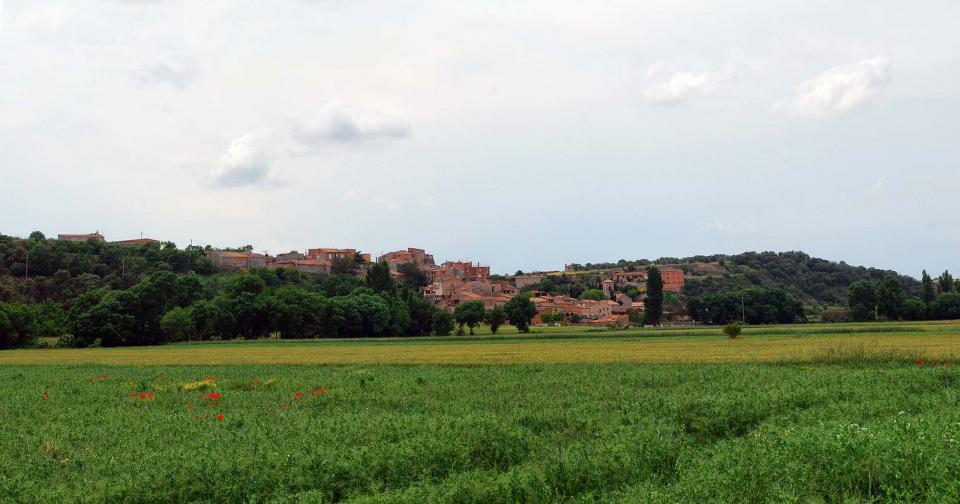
[{"left": 3, "top": 321, "right": 960, "bottom": 502}]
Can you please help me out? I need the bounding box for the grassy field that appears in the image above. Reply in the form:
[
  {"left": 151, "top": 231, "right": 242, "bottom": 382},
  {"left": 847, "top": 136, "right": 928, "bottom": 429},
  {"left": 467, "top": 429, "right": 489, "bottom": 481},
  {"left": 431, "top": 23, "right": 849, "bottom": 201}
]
[
  {"left": 5, "top": 321, "right": 960, "bottom": 366},
  {"left": 3, "top": 321, "right": 960, "bottom": 502}
]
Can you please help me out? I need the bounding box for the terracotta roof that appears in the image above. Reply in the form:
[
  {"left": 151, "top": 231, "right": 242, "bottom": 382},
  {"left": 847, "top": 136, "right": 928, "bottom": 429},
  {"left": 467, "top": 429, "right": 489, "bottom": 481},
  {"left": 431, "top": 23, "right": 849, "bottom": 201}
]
[{"left": 208, "top": 251, "right": 265, "bottom": 258}]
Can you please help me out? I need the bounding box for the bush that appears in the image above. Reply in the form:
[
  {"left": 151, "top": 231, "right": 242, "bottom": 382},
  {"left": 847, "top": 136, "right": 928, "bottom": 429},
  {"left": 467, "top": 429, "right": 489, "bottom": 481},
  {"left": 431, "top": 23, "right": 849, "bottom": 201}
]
[
  {"left": 820, "top": 308, "right": 849, "bottom": 323},
  {"left": 431, "top": 311, "right": 455, "bottom": 336},
  {"left": 723, "top": 322, "right": 742, "bottom": 339}
]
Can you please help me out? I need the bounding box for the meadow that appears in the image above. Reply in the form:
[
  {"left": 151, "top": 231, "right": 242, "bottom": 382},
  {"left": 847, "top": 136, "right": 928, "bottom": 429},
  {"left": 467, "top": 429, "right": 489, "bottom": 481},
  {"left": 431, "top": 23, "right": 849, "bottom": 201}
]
[{"left": 3, "top": 321, "right": 960, "bottom": 502}]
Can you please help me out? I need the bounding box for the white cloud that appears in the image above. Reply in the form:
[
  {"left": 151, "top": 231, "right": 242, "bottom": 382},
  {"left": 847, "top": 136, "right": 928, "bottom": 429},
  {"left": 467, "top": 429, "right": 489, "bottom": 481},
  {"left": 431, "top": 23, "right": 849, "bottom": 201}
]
[
  {"left": 778, "top": 57, "right": 891, "bottom": 118},
  {"left": 341, "top": 189, "right": 359, "bottom": 201},
  {"left": 206, "top": 133, "right": 281, "bottom": 188},
  {"left": 132, "top": 60, "right": 198, "bottom": 89},
  {"left": 205, "top": 104, "right": 411, "bottom": 188},
  {"left": 642, "top": 63, "right": 720, "bottom": 104},
  {"left": 290, "top": 103, "right": 411, "bottom": 149}
]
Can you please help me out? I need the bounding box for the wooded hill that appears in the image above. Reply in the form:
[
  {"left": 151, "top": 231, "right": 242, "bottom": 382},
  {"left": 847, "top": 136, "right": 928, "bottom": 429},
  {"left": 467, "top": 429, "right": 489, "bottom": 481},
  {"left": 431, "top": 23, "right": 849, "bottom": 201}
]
[{"left": 570, "top": 251, "right": 921, "bottom": 309}]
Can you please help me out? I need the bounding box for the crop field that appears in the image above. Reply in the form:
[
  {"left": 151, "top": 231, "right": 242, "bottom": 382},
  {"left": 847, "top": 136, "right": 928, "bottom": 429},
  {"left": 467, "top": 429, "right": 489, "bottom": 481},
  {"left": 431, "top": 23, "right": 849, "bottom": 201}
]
[
  {"left": 5, "top": 320, "right": 960, "bottom": 366},
  {"left": 3, "top": 321, "right": 960, "bottom": 502}
]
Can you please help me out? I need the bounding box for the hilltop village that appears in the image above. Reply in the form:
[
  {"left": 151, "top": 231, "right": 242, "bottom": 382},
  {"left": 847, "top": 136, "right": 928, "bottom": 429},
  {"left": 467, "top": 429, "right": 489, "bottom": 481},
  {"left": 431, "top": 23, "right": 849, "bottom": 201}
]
[
  {"left": 207, "top": 245, "right": 685, "bottom": 327},
  {"left": 55, "top": 233, "right": 684, "bottom": 327}
]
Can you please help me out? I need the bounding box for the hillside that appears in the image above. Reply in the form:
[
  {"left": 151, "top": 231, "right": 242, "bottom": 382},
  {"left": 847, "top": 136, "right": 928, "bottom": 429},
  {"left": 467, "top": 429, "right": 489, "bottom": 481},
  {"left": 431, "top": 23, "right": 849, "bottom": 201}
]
[{"left": 568, "top": 251, "right": 921, "bottom": 308}]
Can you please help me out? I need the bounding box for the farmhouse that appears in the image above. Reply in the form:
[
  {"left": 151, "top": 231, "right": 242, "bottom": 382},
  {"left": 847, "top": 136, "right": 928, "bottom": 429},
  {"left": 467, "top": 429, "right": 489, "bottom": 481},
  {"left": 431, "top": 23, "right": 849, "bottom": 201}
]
[
  {"left": 205, "top": 251, "right": 269, "bottom": 270},
  {"left": 57, "top": 231, "right": 105, "bottom": 242},
  {"left": 306, "top": 248, "right": 371, "bottom": 264}
]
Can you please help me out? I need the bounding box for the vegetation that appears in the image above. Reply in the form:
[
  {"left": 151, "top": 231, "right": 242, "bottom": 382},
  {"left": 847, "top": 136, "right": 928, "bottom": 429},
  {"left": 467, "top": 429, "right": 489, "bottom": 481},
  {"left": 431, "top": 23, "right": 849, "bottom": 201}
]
[
  {"left": 484, "top": 306, "right": 507, "bottom": 334},
  {"left": 453, "top": 301, "right": 486, "bottom": 335},
  {"left": 723, "top": 322, "right": 742, "bottom": 339},
  {"left": 503, "top": 293, "right": 537, "bottom": 333},
  {"left": 5, "top": 355, "right": 960, "bottom": 501},
  {"left": 6, "top": 321, "right": 960, "bottom": 366},
  {"left": 842, "top": 270, "right": 960, "bottom": 323},
  {"left": 643, "top": 266, "right": 664, "bottom": 326},
  {"left": 686, "top": 287, "right": 805, "bottom": 325},
  {"left": 431, "top": 311, "right": 455, "bottom": 336},
  {"left": 4, "top": 234, "right": 572, "bottom": 348}
]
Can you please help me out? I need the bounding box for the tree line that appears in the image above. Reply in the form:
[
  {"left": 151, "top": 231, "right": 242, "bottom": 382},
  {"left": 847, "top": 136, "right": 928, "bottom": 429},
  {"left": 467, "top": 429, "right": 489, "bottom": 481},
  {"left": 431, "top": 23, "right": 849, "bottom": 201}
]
[
  {"left": 0, "top": 249, "right": 540, "bottom": 348},
  {"left": 844, "top": 271, "right": 960, "bottom": 322}
]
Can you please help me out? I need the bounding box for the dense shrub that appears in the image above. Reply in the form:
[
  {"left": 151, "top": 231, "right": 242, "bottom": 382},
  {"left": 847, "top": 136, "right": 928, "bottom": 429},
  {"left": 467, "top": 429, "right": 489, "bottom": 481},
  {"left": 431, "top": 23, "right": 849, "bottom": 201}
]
[
  {"left": 431, "top": 311, "right": 455, "bottom": 336},
  {"left": 723, "top": 322, "right": 742, "bottom": 339}
]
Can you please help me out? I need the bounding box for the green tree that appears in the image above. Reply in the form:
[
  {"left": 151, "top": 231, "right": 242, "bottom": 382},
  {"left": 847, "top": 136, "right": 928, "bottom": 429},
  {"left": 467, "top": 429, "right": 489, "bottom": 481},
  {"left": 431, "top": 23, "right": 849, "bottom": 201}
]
[
  {"left": 875, "top": 275, "right": 905, "bottom": 320},
  {"left": 366, "top": 261, "right": 395, "bottom": 294},
  {"left": 579, "top": 289, "right": 606, "bottom": 301},
  {"left": 900, "top": 298, "right": 927, "bottom": 321},
  {"left": 485, "top": 306, "right": 507, "bottom": 334},
  {"left": 504, "top": 293, "right": 537, "bottom": 333},
  {"left": 330, "top": 257, "right": 358, "bottom": 275},
  {"left": 431, "top": 310, "right": 455, "bottom": 336},
  {"left": 31, "top": 301, "right": 68, "bottom": 340},
  {"left": 397, "top": 263, "right": 428, "bottom": 289},
  {"left": 921, "top": 270, "right": 937, "bottom": 303},
  {"left": 848, "top": 280, "right": 876, "bottom": 322},
  {"left": 402, "top": 289, "right": 436, "bottom": 337},
  {"left": 453, "top": 301, "right": 486, "bottom": 335},
  {"left": 929, "top": 292, "right": 960, "bottom": 320},
  {"left": 160, "top": 307, "right": 194, "bottom": 342},
  {"left": 939, "top": 270, "right": 954, "bottom": 294},
  {"left": 0, "top": 302, "right": 36, "bottom": 349},
  {"left": 644, "top": 266, "right": 664, "bottom": 326}
]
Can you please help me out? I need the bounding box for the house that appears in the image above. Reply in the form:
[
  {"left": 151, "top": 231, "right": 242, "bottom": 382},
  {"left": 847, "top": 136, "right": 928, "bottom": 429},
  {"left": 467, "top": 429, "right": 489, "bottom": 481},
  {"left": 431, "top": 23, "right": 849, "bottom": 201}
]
[
  {"left": 111, "top": 238, "right": 160, "bottom": 246},
  {"left": 275, "top": 251, "right": 305, "bottom": 262},
  {"left": 436, "top": 261, "right": 490, "bottom": 282},
  {"left": 512, "top": 274, "right": 545, "bottom": 289},
  {"left": 578, "top": 299, "right": 616, "bottom": 319},
  {"left": 58, "top": 231, "right": 105, "bottom": 242},
  {"left": 272, "top": 258, "right": 329, "bottom": 274},
  {"left": 612, "top": 270, "right": 646, "bottom": 285},
  {"left": 660, "top": 268, "right": 685, "bottom": 293},
  {"left": 378, "top": 248, "right": 437, "bottom": 271},
  {"left": 205, "top": 250, "right": 269, "bottom": 270},
  {"left": 306, "top": 248, "right": 371, "bottom": 263}
]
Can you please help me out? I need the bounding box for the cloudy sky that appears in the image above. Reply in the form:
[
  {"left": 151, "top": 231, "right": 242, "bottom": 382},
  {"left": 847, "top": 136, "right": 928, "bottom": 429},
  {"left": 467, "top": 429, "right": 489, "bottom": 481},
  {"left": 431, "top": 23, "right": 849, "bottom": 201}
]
[{"left": 1, "top": 1, "right": 957, "bottom": 276}]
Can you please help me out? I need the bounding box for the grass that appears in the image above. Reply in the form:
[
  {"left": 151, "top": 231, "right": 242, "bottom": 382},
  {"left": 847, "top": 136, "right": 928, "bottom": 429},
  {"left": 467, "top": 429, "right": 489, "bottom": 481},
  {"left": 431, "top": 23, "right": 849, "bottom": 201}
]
[
  {"left": 3, "top": 320, "right": 960, "bottom": 502},
  {"left": 4, "top": 320, "right": 959, "bottom": 366},
  {"left": 4, "top": 362, "right": 960, "bottom": 502}
]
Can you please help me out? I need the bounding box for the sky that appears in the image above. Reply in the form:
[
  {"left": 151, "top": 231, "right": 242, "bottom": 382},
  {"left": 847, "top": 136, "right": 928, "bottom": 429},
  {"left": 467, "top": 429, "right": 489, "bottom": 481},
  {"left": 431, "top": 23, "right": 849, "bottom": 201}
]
[{"left": 1, "top": 1, "right": 958, "bottom": 276}]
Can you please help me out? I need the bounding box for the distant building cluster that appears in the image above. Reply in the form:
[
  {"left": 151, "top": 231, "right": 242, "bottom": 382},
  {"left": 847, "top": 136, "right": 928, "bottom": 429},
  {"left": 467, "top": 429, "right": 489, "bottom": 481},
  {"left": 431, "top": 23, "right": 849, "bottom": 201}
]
[
  {"left": 56, "top": 231, "right": 160, "bottom": 246},
  {"left": 56, "top": 231, "right": 687, "bottom": 326}
]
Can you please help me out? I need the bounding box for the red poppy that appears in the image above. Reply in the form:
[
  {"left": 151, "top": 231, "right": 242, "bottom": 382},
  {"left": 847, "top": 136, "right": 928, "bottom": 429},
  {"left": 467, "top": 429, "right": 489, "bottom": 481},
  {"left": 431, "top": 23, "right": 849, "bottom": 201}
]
[
  {"left": 186, "top": 403, "right": 193, "bottom": 409},
  {"left": 209, "top": 401, "right": 216, "bottom": 407},
  {"left": 140, "top": 393, "right": 148, "bottom": 399},
  {"left": 216, "top": 413, "right": 224, "bottom": 421},
  {"left": 207, "top": 392, "right": 221, "bottom": 399},
  {"left": 255, "top": 380, "right": 261, "bottom": 385},
  {"left": 41, "top": 393, "right": 49, "bottom": 400},
  {"left": 130, "top": 392, "right": 137, "bottom": 398},
  {"left": 281, "top": 405, "right": 289, "bottom": 411},
  {"left": 294, "top": 392, "right": 303, "bottom": 399}
]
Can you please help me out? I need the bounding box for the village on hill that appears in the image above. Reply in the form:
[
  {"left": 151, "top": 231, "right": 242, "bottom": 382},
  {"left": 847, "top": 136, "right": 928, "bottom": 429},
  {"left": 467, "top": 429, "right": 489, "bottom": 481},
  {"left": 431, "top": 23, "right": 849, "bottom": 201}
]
[{"left": 54, "top": 232, "right": 687, "bottom": 327}]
